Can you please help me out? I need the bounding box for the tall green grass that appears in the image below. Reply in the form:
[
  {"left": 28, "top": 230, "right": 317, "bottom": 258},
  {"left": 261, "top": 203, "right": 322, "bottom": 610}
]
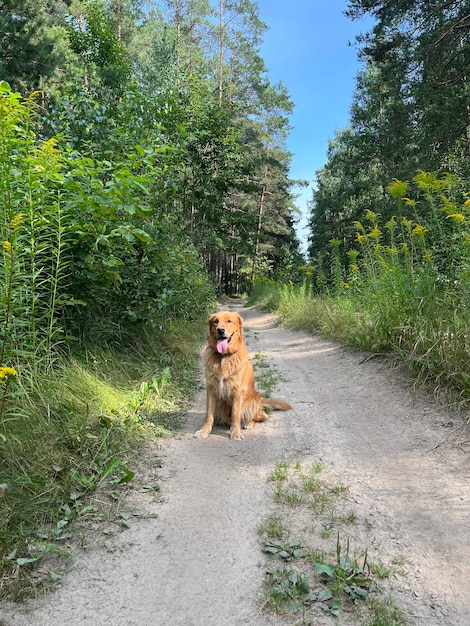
[
  {"left": 249, "top": 172, "right": 470, "bottom": 405},
  {"left": 0, "top": 319, "right": 205, "bottom": 600}
]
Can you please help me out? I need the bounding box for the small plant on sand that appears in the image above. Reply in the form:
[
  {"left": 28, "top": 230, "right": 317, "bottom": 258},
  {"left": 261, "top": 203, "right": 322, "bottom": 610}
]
[
  {"left": 252, "top": 352, "right": 284, "bottom": 398},
  {"left": 258, "top": 513, "right": 289, "bottom": 541},
  {"left": 261, "top": 461, "right": 409, "bottom": 625}
]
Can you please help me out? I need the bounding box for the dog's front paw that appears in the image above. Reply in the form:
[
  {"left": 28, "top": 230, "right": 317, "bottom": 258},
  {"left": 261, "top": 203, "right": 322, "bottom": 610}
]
[
  {"left": 194, "top": 428, "right": 210, "bottom": 439},
  {"left": 230, "top": 429, "right": 244, "bottom": 440}
]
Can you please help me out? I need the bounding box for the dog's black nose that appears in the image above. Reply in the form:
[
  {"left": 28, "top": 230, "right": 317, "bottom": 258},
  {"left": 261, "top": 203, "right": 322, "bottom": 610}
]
[{"left": 217, "top": 327, "right": 225, "bottom": 337}]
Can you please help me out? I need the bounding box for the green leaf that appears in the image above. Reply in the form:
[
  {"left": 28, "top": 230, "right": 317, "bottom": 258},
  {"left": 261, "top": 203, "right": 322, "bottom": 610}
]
[
  {"left": 263, "top": 546, "right": 279, "bottom": 554},
  {"left": 49, "top": 572, "right": 66, "bottom": 583},
  {"left": 284, "top": 601, "right": 299, "bottom": 614},
  {"left": 6, "top": 549, "right": 17, "bottom": 561},
  {"left": 103, "top": 256, "right": 124, "bottom": 268},
  {"left": 298, "top": 577, "right": 310, "bottom": 595},
  {"left": 331, "top": 599, "right": 342, "bottom": 615},
  {"left": 17, "top": 557, "right": 39, "bottom": 566},
  {"left": 132, "top": 228, "right": 152, "bottom": 243},
  {"left": 317, "top": 589, "right": 333, "bottom": 601},
  {"left": 304, "top": 592, "right": 318, "bottom": 602},
  {"left": 315, "top": 563, "right": 336, "bottom": 578},
  {"left": 119, "top": 518, "right": 131, "bottom": 529},
  {"left": 117, "top": 466, "right": 135, "bottom": 484},
  {"left": 136, "top": 205, "right": 153, "bottom": 217}
]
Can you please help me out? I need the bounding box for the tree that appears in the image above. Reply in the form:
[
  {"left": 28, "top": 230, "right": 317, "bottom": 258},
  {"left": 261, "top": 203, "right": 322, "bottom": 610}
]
[
  {"left": 347, "top": 0, "right": 470, "bottom": 170},
  {"left": 0, "top": 0, "right": 65, "bottom": 95},
  {"left": 67, "top": 0, "right": 131, "bottom": 92},
  {"left": 308, "top": 127, "right": 383, "bottom": 272}
]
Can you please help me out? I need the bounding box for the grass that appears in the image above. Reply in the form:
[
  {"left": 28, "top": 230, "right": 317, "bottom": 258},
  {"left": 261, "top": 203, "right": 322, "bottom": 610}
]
[
  {"left": 269, "top": 462, "right": 348, "bottom": 514},
  {"left": 259, "top": 461, "right": 409, "bottom": 625},
  {"left": 249, "top": 278, "right": 470, "bottom": 412},
  {"left": 0, "top": 318, "right": 205, "bottom": 601},
  {"left": 252, "top": 351, "right": 285, "bottom": 399}
]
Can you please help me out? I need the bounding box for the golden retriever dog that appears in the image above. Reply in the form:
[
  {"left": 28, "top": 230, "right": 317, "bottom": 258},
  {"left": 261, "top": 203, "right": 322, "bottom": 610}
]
[{"left": 195, "top": 311, "right": 292, "bottom": 440}]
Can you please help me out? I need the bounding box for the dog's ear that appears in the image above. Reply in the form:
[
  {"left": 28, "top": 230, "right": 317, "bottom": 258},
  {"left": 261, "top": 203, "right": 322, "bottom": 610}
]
[{"left": 208, "top": 313, "right": 217, "bottom": 328}]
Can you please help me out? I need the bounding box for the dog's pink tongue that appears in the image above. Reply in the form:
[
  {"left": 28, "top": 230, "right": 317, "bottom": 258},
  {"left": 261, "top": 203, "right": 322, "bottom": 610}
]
[{"left": 216, "top": 338, "right": 229, "bottom": 354}]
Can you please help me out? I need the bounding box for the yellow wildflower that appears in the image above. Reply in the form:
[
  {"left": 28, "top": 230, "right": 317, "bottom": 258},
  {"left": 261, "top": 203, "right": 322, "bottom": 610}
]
[
  {"left": 364, "top": 209, "right": 378, "bottom": 224},
  {"left": 27, "top": 90, "right": 42, "bottom": 103},
  {"left": 356, "top": 233, "right": 366, "bottom": 245},
  {"left": 412, "top": 224, "right": 429, "bottom": 237},
  {"left": 10, "top": 213, "right": 26, "bottom": 230},
  {"left": 368, "top": 225, "right": 381, "bottom": 240},
  {"left": 446, "top": 213, "right": 465, "bottom": 223},
  {"left": 0, "top": 367, "right": 17, "bottom": 380},
  {"left": 414, "top": 170, "right": 438, "bottom": 191},
  {"left": 2, "top": 241, "right": 12, "bottom": 254},
  {"left": 385, "top": 216, "right": 396, "bottom": 231},
  {"left": 403, "top": 197, "right": 417, "bottom": 209},
  {"left": 387, "top": 178, "right": 408, "bottom": 199}
]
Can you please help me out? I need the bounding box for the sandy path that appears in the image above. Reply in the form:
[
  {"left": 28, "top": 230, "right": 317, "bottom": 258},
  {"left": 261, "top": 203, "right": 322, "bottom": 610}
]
[{"left": 4, "top": 302, "right": 470, "bottom": 625}]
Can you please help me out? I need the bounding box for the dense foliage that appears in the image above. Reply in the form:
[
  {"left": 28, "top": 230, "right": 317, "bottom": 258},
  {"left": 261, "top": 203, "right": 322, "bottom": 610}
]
[
  {"left": 0, "top": 0, "right": 306, "bottom": 414},
  {"left": 247, "top": 1, "right": 469, "bottom": 407},
  {"left": 303, "top": 0, "right": 470, "bottom": 405}
]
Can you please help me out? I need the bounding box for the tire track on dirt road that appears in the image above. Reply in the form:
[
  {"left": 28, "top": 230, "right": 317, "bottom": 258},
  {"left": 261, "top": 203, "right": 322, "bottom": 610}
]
[{"left": 4, "top": 302, "right": 470, "bottom": 625}]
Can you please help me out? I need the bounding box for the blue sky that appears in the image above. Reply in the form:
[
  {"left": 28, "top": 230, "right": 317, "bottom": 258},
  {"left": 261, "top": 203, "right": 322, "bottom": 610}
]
[{"left": 256, "top": 0, "right": 371, "bottom": 250}]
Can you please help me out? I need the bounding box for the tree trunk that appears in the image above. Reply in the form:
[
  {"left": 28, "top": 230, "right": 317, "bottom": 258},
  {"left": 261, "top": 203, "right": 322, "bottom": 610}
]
[
  {"left": 251, "top": 163, "right": 268, "bottom": 283},
  {"left": 218, "top": 0, "right": 224, "bottom": 106}
]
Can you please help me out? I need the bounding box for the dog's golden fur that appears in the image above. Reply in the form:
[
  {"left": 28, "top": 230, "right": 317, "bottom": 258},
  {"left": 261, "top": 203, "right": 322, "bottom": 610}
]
[{"left": 195, "top": 311, "right": 292, "bottom": 440}]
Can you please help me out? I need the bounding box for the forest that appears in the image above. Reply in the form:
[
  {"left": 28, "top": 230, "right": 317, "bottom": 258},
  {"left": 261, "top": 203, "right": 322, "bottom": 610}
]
[{"left": 0, "top": 0, "right": 469, "bottom": 601}]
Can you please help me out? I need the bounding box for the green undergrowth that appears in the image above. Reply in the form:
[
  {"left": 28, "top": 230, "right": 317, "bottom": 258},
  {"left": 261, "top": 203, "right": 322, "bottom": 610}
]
[
  {"left": 0, "top": 319, "right": 205, "bottom": 601},
  {"left": 249, "top": 173, "right": 470, "bottom": 411},
  {"left": 249, "top": 278, "right": 470, "bottom": 411},
  {"left": 259, "top": 461, "right": 409, "bottom": 625}
]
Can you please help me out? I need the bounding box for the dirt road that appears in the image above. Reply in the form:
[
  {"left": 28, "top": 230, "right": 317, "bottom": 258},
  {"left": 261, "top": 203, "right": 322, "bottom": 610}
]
[{"left": 4, "top": 302, "right": 470, "bottom": 625}]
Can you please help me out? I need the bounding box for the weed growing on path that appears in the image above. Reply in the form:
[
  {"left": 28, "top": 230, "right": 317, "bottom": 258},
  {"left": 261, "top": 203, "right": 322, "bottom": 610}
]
[
  {"left": 260, "top": 461, "right": 409, "bottom": 625},
  {"left": 252, "top": 351, "right": 286, "bottom": 398}
]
